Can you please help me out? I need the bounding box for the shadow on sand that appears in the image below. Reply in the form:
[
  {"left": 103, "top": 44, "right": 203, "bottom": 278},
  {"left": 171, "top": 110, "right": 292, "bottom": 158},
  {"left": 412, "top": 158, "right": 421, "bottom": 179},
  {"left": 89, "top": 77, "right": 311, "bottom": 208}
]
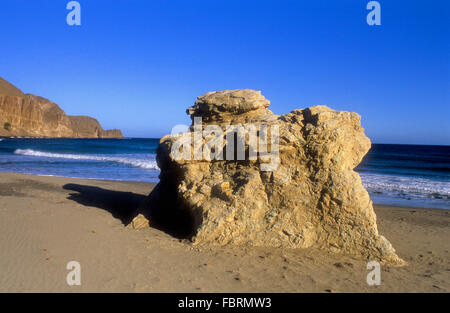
[
  {"left": 63, "top": 183, "right": 193, "bottom": 240},
  {"left": 63, "top": 184, "right": 147, "bottom": 226}
]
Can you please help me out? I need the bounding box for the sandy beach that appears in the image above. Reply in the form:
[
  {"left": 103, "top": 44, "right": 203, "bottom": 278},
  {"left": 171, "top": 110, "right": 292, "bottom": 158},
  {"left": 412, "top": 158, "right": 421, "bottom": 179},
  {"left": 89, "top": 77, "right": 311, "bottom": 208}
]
[{"left": 0, "top": 172, "right": 448, "bottom": 293}]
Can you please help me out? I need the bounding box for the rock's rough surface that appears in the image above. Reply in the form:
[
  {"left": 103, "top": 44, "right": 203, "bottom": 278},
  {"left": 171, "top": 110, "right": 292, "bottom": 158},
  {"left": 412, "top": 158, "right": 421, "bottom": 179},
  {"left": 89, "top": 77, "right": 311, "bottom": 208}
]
[
  {"left": 150, "top": 89, "right": 405, "bottom": 265},
  {"left": 0, "top": 77, "right": 123, "bottom": 138},
  {"left": 127, "top": 214, "right": 150, "bottom": 230}
]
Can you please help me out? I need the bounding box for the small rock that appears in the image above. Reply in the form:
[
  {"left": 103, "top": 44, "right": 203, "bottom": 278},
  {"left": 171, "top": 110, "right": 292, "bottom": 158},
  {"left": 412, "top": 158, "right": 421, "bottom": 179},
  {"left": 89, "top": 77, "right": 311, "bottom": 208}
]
[{"left": 127, "top": 214, "right": 150, "bottom": 230}]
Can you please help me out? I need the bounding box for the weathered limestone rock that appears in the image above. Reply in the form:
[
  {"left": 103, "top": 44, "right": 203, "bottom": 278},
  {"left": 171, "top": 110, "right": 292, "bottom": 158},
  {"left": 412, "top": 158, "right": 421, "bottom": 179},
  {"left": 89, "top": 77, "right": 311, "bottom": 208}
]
[
  {"left": 150, "top": 89, "right": 405, "bottom": 265},
  {"left": 127, "top": 214, "right": 150, "bottom": 230}
]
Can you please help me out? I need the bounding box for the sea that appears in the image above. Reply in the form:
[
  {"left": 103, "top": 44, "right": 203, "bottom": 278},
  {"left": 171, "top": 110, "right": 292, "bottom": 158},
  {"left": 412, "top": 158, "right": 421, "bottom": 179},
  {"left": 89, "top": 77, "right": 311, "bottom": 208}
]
[{"left": 0, "top": 138, "right": 449, "bottom": 210}]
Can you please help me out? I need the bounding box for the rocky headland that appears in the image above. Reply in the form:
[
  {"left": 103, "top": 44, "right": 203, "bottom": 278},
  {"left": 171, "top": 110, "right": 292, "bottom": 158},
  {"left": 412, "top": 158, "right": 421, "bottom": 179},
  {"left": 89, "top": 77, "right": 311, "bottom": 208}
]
[{"left": 0, "top": 77, "right": 123, "bottom": 138}]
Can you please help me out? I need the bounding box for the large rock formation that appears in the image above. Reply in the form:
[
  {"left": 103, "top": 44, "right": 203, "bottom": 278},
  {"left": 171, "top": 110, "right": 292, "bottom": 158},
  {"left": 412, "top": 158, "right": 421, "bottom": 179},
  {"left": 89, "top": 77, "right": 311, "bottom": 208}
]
[
  {"left": 0, "top": 77, "right": 123, "bottom": 138},
  {"left": 150, "top": 89, "right": 405, "bottom": 265},
  {"left": 68, "top": 116, "right": 124, "bottom": 138}
]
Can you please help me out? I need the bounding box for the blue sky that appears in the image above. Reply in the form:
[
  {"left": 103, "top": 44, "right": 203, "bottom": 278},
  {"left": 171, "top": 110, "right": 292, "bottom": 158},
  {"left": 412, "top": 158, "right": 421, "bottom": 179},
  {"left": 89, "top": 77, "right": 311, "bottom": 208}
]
[{"left": 0, "top": 0, "right": 448, "bottom": 144}]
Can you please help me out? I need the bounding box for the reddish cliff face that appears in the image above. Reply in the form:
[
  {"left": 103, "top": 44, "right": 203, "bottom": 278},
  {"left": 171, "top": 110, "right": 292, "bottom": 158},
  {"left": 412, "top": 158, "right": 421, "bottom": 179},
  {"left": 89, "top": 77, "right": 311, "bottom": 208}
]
[
  {"left": 68, "top": 116, "right": 123, "bottom": 138},
  {"left": 0, "top": 77, "right": 123, "bottom": 138}
]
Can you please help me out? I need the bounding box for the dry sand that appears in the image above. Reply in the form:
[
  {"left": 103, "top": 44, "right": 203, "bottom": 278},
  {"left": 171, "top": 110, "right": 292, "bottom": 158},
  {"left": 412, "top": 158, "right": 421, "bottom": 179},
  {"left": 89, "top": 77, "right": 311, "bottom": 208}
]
[{"left": 0, "top": 172, "right": 448, "bottom": 292}]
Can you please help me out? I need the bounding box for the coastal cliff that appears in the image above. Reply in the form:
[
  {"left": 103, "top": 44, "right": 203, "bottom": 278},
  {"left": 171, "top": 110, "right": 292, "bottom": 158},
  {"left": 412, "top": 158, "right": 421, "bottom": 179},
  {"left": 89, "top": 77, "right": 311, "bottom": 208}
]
[{"left": 0, "top": 77, "right": 123, "bottom": 138}]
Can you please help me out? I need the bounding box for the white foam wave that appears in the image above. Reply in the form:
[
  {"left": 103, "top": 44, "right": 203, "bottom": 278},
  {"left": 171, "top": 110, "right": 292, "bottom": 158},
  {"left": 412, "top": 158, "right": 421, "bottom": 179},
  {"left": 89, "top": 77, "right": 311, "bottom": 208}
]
[
  {"left": 14, "top": 149, "right": 159, "bottom": 170},
  {"left": 360, "top": 173, "right": 450, "bottom": 200}
]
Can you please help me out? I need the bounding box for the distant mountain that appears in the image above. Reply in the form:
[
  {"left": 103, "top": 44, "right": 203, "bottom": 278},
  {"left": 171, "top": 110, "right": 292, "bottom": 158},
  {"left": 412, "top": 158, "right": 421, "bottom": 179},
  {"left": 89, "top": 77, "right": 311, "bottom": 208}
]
[{"left": 0, "top": 77, "right": 123, "bottom": 138}]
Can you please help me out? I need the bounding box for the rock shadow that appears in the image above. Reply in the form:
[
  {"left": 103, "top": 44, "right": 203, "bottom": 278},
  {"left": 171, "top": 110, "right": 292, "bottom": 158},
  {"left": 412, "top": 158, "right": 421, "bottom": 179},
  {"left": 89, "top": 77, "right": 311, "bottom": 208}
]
[
  {"left": 63, "top": 183, "right": 194, "bottom": 240},
  {"left": 63, "top": 184, "right": 147, "bottom": 226}
]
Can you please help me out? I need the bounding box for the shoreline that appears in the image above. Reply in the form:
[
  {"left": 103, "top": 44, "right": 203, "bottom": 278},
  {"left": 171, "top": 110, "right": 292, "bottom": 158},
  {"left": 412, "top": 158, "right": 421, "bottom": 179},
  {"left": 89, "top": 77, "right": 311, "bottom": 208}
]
[
  {"left": 0, "top": 171, "right": 447, "bottom": 211},
  {"left": 0, "top": 171, "right": 159, "bottom": 185},
  {"left": 0, "top": 172, "right": 449, "bottom": 292}
]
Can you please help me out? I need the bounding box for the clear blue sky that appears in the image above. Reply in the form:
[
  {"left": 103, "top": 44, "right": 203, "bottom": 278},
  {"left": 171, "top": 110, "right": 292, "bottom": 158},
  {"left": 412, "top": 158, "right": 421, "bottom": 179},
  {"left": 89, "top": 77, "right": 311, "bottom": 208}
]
[{"left": 0, "top": 0, "right": 448, "bottom": 144}]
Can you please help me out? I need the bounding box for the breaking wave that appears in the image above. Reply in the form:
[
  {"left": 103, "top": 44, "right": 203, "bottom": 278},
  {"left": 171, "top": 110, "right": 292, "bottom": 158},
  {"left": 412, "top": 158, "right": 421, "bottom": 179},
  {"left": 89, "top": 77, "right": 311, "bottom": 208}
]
[
  {"left": 360, "top": 173, "right": 450, "bottom": 201},
  {"left": 14, "top": 149, "right": 159, "bottom": 170}
]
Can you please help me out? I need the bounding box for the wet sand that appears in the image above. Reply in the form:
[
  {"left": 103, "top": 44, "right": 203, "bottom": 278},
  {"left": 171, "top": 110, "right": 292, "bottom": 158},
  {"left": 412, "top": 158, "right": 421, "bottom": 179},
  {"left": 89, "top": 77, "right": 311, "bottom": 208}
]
[{"left": 0, "top": 172, "right": 448, "bottom": 292}]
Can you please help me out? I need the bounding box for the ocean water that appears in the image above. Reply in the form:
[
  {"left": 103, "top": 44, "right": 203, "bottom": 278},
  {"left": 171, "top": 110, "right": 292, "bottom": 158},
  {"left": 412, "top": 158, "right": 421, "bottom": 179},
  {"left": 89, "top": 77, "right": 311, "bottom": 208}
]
[
  {"left": 356, "top": 144, "right": 450, "bottom": 209},
  {"left": 0, "top": 138, "right": 160, "bottom": 183},
  {"left": 0, "top": 138, "right": 449, "bottom": 209}
]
